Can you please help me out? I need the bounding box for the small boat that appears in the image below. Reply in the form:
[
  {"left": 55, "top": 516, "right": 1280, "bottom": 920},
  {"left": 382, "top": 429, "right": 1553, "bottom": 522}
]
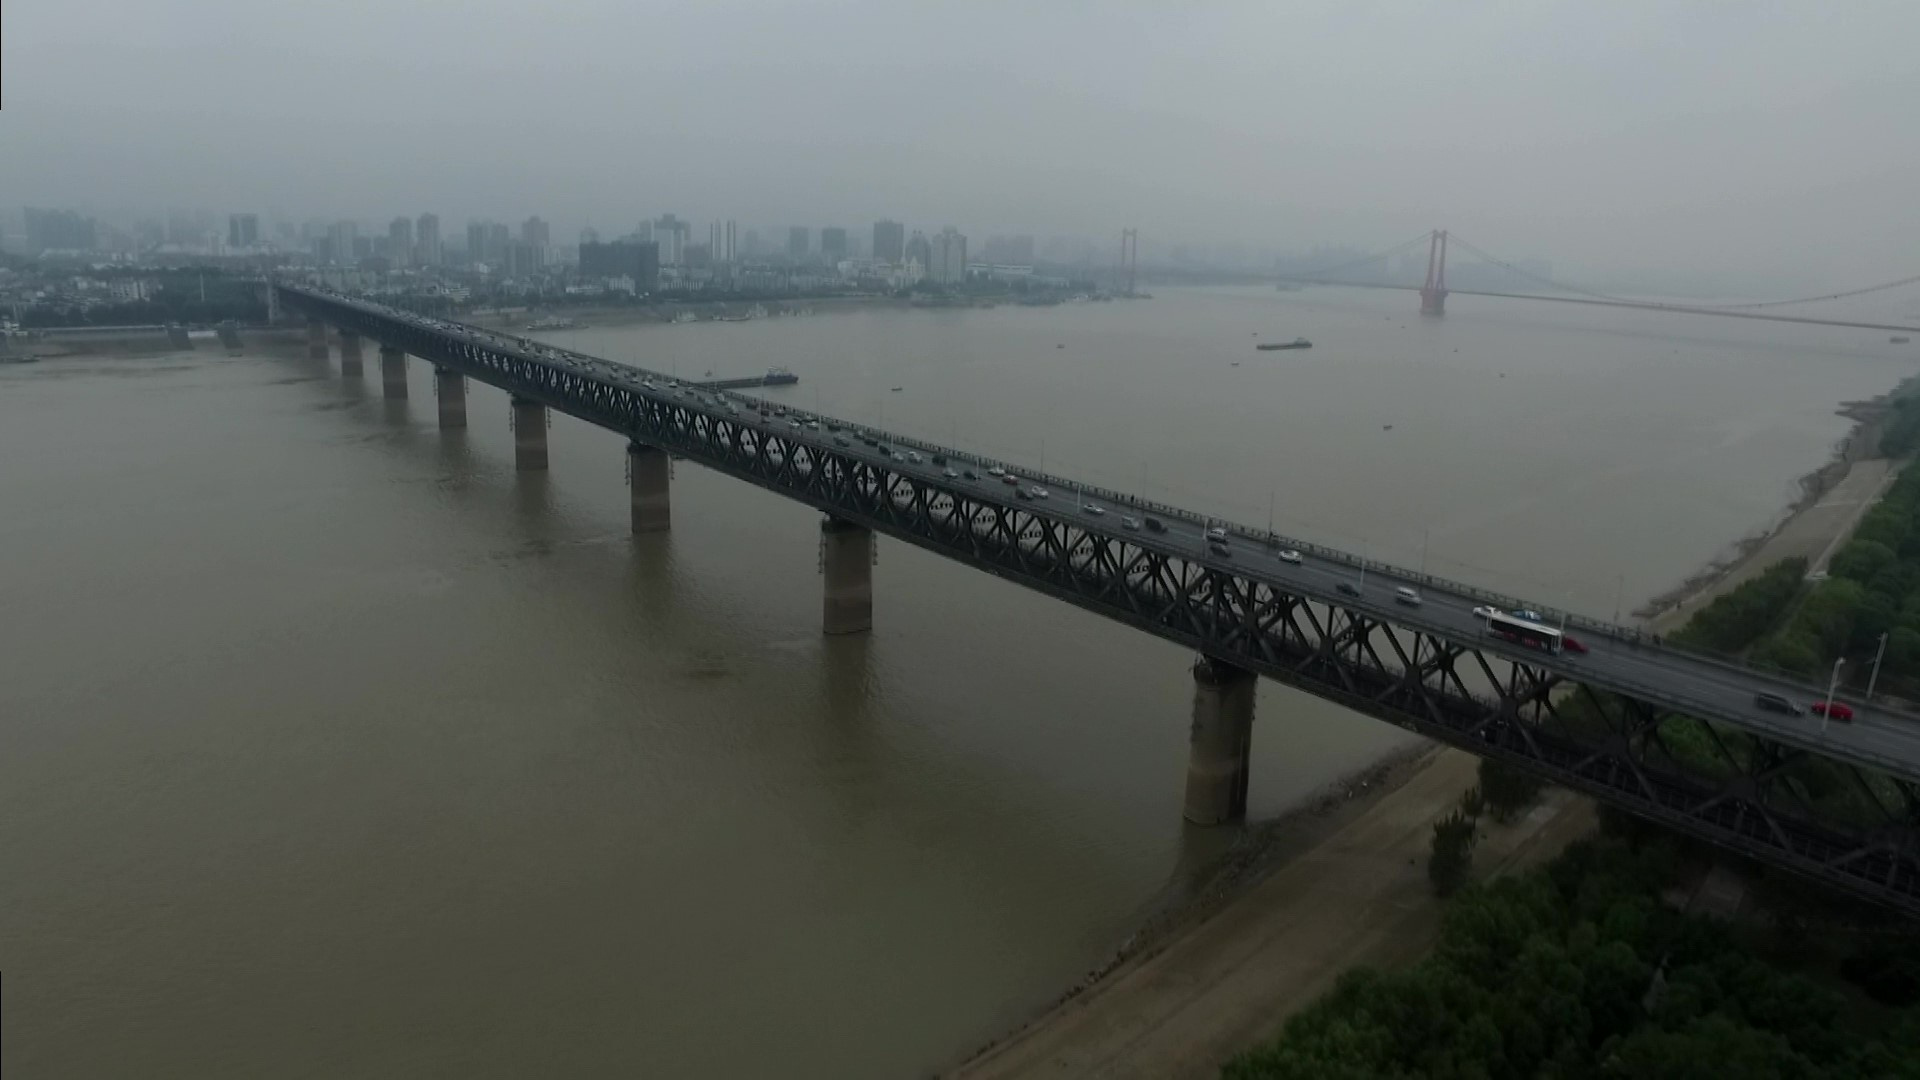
[
  {"left": 1256, "top": 337, "right": 1312, "bottom": 351},
  {"left": 1894, "top": 336, "right": 1912, "bottom": 344},
  {"left": 890, "top": 386, "right": 903, "bottom": 392}
]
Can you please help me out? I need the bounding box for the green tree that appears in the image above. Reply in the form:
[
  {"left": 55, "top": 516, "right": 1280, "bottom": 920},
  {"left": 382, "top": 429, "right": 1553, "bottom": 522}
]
[
  {"left": 1428, "top": 809, "right": 1478, "bottom": 897},
  {"left": 1831, "top": 538, "right": 1897, "bottom": 584}
]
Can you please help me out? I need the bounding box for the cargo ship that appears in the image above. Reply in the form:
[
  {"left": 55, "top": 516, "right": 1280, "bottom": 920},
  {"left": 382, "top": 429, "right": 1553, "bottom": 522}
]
[{"left": 1256, "top": 337, "right": 1312, "bottom": 351}]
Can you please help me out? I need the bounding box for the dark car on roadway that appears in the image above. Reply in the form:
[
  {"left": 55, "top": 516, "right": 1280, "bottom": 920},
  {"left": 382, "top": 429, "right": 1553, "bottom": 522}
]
[
  {"left": 1561, "top": 635, "right": 1588, "bottom": 655},
  {"left": 1755, "top": 692, "right": 1803, "bottom": 716},
  {"left": 1144, "top": 517, "right": 1166, "bottom": 533},
  {"left": 1337, "top": 582, "right": 1362, "bottom": 598}
]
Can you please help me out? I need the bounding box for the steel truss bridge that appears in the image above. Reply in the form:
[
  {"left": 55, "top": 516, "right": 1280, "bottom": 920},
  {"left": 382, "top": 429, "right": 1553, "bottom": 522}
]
[{"left": 279, "top": 282, "right": 1920, "bottom": 916}]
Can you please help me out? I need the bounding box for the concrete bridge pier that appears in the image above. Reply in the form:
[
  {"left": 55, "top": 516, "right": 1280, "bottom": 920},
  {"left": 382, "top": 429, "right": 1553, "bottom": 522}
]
[
  {"left": 379, "top": 345, "right": 408, "bottom": 399},
  {"left": 820, "top": 516, "right": 874, "bottom": 635},
  {"left": 511, "top": 397, "right": 548, "bottom": 470},
  {"left": 339, "top": 332, "right": 363, "bottom": 377},
  {"left": 627, "top": 441, "right": 671, "bottom": 532},
  {"left": 434, "top": 367, "right": 466, "bottom": 429},
  {"left": 306, "top": 319, "right": 329, "bottom": 359},
  {"left": 1184, "top": 658, "right": 1256, "bottom": 826}
]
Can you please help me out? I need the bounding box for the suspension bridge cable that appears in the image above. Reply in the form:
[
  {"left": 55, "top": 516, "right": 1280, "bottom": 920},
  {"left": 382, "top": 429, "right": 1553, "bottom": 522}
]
[{"left": 1446, "top": 233, "right": 1920, "bottom": 310}]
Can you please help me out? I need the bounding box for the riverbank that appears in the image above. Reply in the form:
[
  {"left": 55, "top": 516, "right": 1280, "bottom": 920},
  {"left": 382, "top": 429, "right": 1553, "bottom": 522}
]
[{"left": 945, "top": 751, "right": 1595, "bottom": 1080}]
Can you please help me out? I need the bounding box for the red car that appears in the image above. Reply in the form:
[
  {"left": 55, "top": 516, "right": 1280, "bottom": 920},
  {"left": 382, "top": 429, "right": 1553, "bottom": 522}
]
[
  {"left": 1811, "top": 701, "right": 1855, "bottom": 722},
  {"left": 1561, "top": 635, "right": 1588, "bottom": 655}
]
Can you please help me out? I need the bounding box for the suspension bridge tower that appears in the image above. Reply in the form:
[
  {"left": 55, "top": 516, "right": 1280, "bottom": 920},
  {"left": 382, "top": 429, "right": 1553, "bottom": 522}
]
[{"left": 1419, "top": 229, "right": 1449, "bottom": 316}]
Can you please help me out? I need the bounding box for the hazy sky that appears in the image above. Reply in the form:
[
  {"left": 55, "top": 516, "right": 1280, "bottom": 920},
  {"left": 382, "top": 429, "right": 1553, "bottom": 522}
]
[{"left": 5, "top": 2, "right": 1917, "bottom": 288}]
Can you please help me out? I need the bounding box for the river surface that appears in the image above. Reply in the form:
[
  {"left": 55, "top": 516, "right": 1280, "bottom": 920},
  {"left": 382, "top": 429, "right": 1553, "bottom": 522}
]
[{"left": 2, "top": 285, "right": 1913, "bottom": 1077}]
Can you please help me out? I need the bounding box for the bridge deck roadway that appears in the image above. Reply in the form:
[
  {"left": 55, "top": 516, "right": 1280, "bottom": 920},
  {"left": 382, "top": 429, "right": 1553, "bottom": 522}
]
[{"left": 283, "top": 286, "right": 1920, "bottom": 788}]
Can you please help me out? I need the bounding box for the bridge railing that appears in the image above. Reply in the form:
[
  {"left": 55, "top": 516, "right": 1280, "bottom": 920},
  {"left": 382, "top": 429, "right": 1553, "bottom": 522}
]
[{"left": 283, "top": 284, "right": 1908, "bottom": 710}]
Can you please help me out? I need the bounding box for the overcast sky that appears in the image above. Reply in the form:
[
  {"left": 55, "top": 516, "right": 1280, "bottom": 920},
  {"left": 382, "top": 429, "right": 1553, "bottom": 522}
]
[{"left": 4, "top": 2, "right": 1917, "bottom": 289}]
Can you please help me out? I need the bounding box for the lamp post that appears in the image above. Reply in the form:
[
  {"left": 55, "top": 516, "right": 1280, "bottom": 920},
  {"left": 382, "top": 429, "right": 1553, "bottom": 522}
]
[
  {"left": 1867, "top": 631, "right": 1890, "bottom": 702},
  {"left": 1821, "top": 657, "right": 1847, "bottom": 735}
]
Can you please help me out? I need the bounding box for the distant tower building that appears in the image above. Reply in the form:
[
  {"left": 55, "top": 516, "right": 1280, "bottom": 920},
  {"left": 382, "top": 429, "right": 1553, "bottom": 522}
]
[
  {"left": 579, "top": 239, "right": 660, "bottom": 292},
  {"left": 873, "top": 220, "right": 905, "bottom": 264},
  {"left": 387, "top": 216, "right": 413, "bottom": 267},
  {"left": 904, "top": 230, "right": 932, "bottom": 278},
  {"left": 415, "top": 212, "right": 441, "bottom": 265},
  {"left": 579, "top": 226, "right": 600, "bottom": 245},
  {"left": 467, "top": 221, "right": 489, "bottom": 265},
  {"left": 788, "top": 226, "right": 809, "bottom": 259},
  {"left": 326, "top": 220, "right": 359, "bottom": 265},
  {"left": 652, "top": 215, "right": 689, "bottom": 265},
  {"left": 487, "top": 223, "right": 510, "bottom": 265},
  {"left": 725, "top": 220, "right": 737, "bottom": 262},
  {"left": 508, "top": 241, "right": 545, "bottom": 277},
  {"left": 521, "top": 215, "right": 549, "bottom": 249},
  {"left": 227, "top": 213, "right": 260, "bottom": 250},
  {"left": 820, "top": 227, "right": 848, "bottom": 262},
  {"left": 929, "top": 227, "right": 968, "bottom": 285}
]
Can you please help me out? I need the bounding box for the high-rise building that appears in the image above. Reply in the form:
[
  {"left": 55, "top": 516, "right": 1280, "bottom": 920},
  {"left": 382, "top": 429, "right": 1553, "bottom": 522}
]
[
  {"left": 508, "top": 241, "right": 545, "bottom": 277},
  {"left": 725, "top": 220, "right": 737, "bottom": 263},
  {"left": 327, "top": 220, "right": 359, "bottom": 265},
  {"left": 903, "top": 230, "right": 932, "bottom": 276},
  {"left": 652, "top": 215, "right": 688, "bottom": 265},
  {"left": 788, "top": 226, "right": 809, "bottom": 259},
  {"left": 387, "top": 217, "right": 413, "bottom": 267},
  {"left": 872, "top": 220, "right": 905, "bottom": 264},
  {"left": 820, "top": 227, "right": 848, "bottom": 262},
  {"left": 521, "top": 216, "right": 549, "bottom": 248},
  {"left": 928, "top": 227, "right": 968, "bottom": 285},
  {"left": 579, "top": 239, "right": 660, "bottom": 291},
  {"left": 684, "top": 243, "right": 711, "bottom": 269},
  {"left": 466, "top": 221, "right": 488, "bottom": 264},
  {"left": 488, "top": 223, "right": 510, "bottom": 265},
  {"left": 228, "top": 213, "right": 260, "bottom": 250},
  {"left": 24, "top": 208, "right": 98, "bottom": 252},
  {"left": 415, "top": 213, "right": 441, "bottom": 265}
]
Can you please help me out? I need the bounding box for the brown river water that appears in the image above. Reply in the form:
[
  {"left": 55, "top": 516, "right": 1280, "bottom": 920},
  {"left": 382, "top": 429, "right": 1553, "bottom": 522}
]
[{"left": 2, "top": 285, "right": 1912, "bottom": 1077}]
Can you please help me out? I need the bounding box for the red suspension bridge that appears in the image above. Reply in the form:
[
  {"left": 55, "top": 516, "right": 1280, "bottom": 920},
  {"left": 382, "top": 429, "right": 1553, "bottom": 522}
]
[{"left": 1284, "top": 230, "right": 1920, "bottom": 334}]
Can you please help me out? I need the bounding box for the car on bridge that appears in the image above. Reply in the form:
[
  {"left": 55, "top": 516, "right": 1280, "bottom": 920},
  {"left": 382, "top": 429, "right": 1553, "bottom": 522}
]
[
  {"left": 1121, "top": 516, "right": 1140, "bottom": 531},
  {"left": 1337, "top": 581, "right": 1362, "bottom": 598},
  {"left": 1812, "top": 700, "right": 1855, "bottom": 722},
  {"left": 1083, "top": 503, "right": 1105, "bottom": 516},
  {"left": 1279, "top": 550, "right": 1302, "bottom": 564},
  {"left": 1472, "top": 605, "right": 1498, "bottom": 620},
  {"left": 1145, "top": 517, "right": 1166, "bottom": 533},
  {"left": 1755, "top": 692, "right": 1804, "bottom": 716},
  {"left": 1562, "top": 635, "right": 1589, "bottom": 655},
  {"left": 1394, "top": 586, "right": 1423, "bottom": 607}
]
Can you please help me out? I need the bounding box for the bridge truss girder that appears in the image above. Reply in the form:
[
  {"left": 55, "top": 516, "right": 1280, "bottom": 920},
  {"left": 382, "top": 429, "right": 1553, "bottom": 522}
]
[{"left": 291, "top": 297, "right": 1920, "bottom": 916}]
